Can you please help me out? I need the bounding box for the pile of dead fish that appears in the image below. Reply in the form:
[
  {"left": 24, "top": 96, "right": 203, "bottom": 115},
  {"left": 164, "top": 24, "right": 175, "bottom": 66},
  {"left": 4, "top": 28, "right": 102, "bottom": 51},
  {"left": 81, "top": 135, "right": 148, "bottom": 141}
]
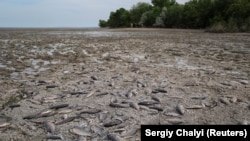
[{"left": 0, "top": 84, "right": 193, "bottom": 141}]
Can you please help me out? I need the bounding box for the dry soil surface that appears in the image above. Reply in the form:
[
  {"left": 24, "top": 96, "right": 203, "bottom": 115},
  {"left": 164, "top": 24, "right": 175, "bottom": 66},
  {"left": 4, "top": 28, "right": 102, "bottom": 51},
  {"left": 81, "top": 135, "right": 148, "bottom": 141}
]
[{"left": 0, "top": 28, "right": 249, "bottom": 140}]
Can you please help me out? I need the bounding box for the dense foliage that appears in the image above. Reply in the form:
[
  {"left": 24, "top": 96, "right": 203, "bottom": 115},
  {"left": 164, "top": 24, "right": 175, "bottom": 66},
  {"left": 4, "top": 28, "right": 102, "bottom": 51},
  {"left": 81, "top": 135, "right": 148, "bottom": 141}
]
[{"left": 99, "top": 0, "right": 250, "bottom": 32}]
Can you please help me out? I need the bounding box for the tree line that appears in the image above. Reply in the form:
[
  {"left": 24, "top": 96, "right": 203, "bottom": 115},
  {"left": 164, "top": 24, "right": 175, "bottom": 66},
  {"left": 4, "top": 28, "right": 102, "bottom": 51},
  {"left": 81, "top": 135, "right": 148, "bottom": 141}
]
[{"left": 99, "top": 0, "right": 250, "bottom": 32}]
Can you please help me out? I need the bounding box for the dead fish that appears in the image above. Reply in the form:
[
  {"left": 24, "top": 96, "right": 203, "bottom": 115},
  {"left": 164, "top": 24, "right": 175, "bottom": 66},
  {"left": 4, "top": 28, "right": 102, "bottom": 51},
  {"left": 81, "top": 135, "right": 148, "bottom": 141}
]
[
  {"left": 137, "top": 83, "right": 142, "bottom": 87},
  {"left": 121, "top": 128, "right": 139, "bottom": 137},
  {"left": 43, "top": 99, "right": 59, "bottom": 103},
  {"left": 109, "top": 80, "right": 115, "bottom": 87},
  {"left": 126, "top": 89, "right": 137, "bottom": 98},
  {"left": 152, "top": 90, "right": 159, "bottom": 93},
  {"left": 118, "top": 116, "right": 129, "bottom": 122},
  {"left": 138, "top": 100, "right": 159, "bottom": 106},
  {"left": 238, "top": 120, "right": 248, "bottom": 125},
  {"left": 151, "top": 95, "right": 161, "bottom": 102},
  {"left": 131, "top": 89, "right": 138, "bottom": 95},
  {"left": 110, "top": 97, "right": 118, "bottom": 103},
  {"left": 28, "top": 99, "right": 42, "bottom": 105},
  {"left": 152, "top": 88, "right": 167, "bottom": 93},
  {"left": 58, "top": 109, "right": 73, "bottom": 114},
  {"left": 23, "top": 113, "right": 39, "bottom": 120},
  {"left": 190, "top": 96, "right": 206, "bottom": 100},
  {"left": 186, "top": 104, "right": 205, "bottom": 109},
  {"left": 230, "top": 96, "right": 237, "bottom": 103},
  {"left": 70, "top": 127, "right": 92, "bottom": 136},
  {"left": 137, "top": 80, "right": 147, "bottom": 87},
  {"left": 125, "top": 92, "right": 133, "bottom": 98},
  {"left": 90, "top": 125, "right": 105, "bottom": 136},
  {"left": 140, "top": 105, "right": 158, "bottom": 112},
  {"left": 220, "top": 82, "right": 232, "bottom": 86},
  {"left": 49, "top": 104, "right": 69, "bottom": 109},
  {"left": 120, "top": 100, "right": 132, "bottom": 104},
  {"left": 98, "top": 112, "right": 108, "bottom": 122},
  {"left": 239, "top": 80, "right": 248, "bottom": 85},
  {"left": 103, "top": 119, "right": 122, "bottom": 127},
  {"left": 9, "top": 104, "right": 21, "bottom": 109},
  {"left": 149, "top": 105, "right": 163, "bottom": 111},
  {"left": 42, "top": 95, "right": 58, "bottom": 100},
  {"left": 58, "top": 94, "right": 69, "bottom": 99},
  {"left": 107, "top": 133, "right": 123, "bottom": 141},
  {"left": 202, "top": 100, "right": 217, "bottom": 108},
  {"left": 70, "top": 91, "right": 88, "bottom": 95},
  {"left": 78, "top": 136, "right": 87, "bottom": 141},
  {"left": 184, "top": 82, "right": 198, "bottom": 87},
  {"left": 109, "top": 103, "right": 130, "bottom": 108},
  {"left": 39, "top": 109, "right": 53, "bottom": 115},
  {"left": 0, "top": 122, "right": 11, "bottom": 128},
  {"left": 144, "top": 88, "right": 152, "bottom": 95},
  {"left": 56, "top": 116, "right": 75, "bottom": 125},
  {"left": 129, "top": 102, "right": 140, "bottom": 110},
  {"left": 130, "top": 67, "right": 140, "bottom": 73},
  {"left": 110, "top": 128, "right": 126, "bottom": 133},
  {"left": 91, "top": 76, "right": 98, "bottom": 80},
  {"left": 96, "top": 92, "right": 109, "bottom": 97},
  {"left": 166, "top": 118, "right": 184, "bottom": 125},
  {"left": 79, "top": 109, "right": 102, "bottom": 114},
  {"left": 176, "top": 104, "right": 185, "bottom": 115},
  {"left": 40, "top": 109, "right": 56, "bottom": 117},
  {"left": 86, "top": 91, "right": 95, "bottom": 98},
  {"left": 167, "top": 95, "right": 183, "bottom": 99},
  {"left": 220, "top": 97, "right": 230, "bottom": 105},
  {"left": 38, "top": 80, "right": 47, "bottom": 84},
  {"left": 163, "top": 112, "right": 181, "bottom": 117},
  {"left": 46, "top": 135, "right": 63, "bottom": 140},
  {"left": 46, "top": 85, "right": 58, "bottom": 89},
  {"left": 115, "top": 122, "right": 127, "bottom": 129},
  {"left": 44, "top": 121, "right": 56, "bottom": 134}
]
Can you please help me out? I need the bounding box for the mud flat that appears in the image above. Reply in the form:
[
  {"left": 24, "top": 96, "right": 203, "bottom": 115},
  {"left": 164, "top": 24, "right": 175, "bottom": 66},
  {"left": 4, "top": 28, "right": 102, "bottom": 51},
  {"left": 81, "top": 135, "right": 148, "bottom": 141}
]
[{"left": 0, "top": 28, "right": 249, "bottom": 140}]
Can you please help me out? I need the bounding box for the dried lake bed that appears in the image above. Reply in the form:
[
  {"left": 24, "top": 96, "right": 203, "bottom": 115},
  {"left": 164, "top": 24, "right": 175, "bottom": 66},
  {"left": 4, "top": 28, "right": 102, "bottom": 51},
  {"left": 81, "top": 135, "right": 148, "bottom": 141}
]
[{"left": 0, "top": 28, "right": 249, "bottom": 140}]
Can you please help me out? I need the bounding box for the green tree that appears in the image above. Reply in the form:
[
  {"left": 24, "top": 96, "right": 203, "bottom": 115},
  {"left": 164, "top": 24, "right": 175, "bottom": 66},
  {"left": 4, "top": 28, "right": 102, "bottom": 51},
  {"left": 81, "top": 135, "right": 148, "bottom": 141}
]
[
  {"left": 226, "top": 0, "right": 250, "bottom": 31},
  {"left": 108, "top": 8, "right": 130, "bottom": 28},
  {"left": 151, "top": 0, "right": 177, "bottom": 8},
  {"left": 99, "top": 20, "right": 108, "bottom": 27},
  {"left": 140, "top": 6, "right": 161, "bottom": 27},
  {"left": 213, "top": 0, "right": 236, "bottom": 20},
  {"left": 100, "top": 0, "right": 250, "bottom": 32},
  {"left": 140, "top": 10, "right": 154, "bottom": 27},
  {"left": 130, "top": 2, "right": 152, "bottom": 24},
  {"left": 182, "top": 0, "right": 200, "bottom": 28},
  {"left": 196, "top": 0, "right": 214, "bottom": 28},
  {"left": 154, "top": 7, "right": 168, "bottom": 27},
  {"left": 164, "top": 4, "right": 184, "bottom": 28}
]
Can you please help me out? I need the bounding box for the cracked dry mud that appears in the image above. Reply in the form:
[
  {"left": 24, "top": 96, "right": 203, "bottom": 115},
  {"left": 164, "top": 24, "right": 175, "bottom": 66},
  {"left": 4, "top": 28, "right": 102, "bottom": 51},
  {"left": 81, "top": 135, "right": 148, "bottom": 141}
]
[{"left": 0, "top": 28, "right": 249, "bottom": 141}]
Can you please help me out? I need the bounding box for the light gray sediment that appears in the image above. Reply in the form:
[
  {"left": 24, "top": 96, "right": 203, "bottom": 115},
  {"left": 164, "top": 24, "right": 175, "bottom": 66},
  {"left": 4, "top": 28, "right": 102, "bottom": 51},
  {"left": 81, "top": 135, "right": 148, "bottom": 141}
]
[{"left": 0, "top": 28, "right": 249, "bottom": 140}]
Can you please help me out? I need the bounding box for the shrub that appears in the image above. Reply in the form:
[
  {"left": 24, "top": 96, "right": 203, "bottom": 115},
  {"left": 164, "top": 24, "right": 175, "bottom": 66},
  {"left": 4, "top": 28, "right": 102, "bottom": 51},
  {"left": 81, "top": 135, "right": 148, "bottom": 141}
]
[
  {"left": 99, "top": 20, "right": 108, "bottom": 28},
  {"left": 206, "top": 22, "right": 226, "bottom": 33},
  {"left": 243, "top": 17, "right": 250, "bottom": 32},
  {"left": 227, "top": 17, "right": 239, "bottom": 32}
]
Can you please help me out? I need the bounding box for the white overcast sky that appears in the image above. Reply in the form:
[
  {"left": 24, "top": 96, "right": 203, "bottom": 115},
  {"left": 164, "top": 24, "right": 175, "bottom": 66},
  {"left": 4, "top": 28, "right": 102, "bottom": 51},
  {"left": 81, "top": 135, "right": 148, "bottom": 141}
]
[{"left": 0, "top": 0, "right": 189, "bottom": 27}]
